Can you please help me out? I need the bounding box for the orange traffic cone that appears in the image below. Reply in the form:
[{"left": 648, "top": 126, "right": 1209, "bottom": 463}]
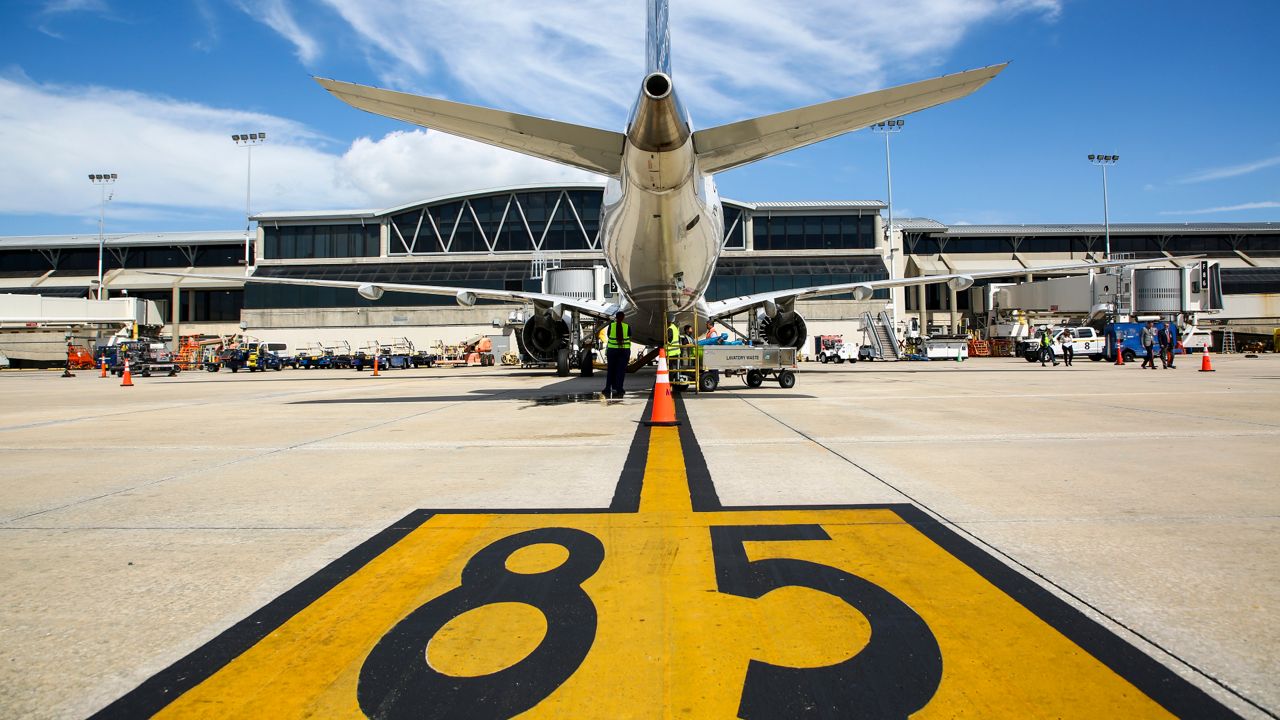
[
  {"left": 1199, "top": 346, "right": 1215, "bottom": 372},
  {"left": 1114, "top": 346, "right": 1125, "bottom": 366},
  {"left": 100, "top": 356, "right": 107, "bottom": 378},
  {"left": 644, "top": 348, "right": 680, "bottom": 426},
  {"left": 120, "top": 357, "right": 134, "bottom": 387},
  {"left": 372, "top": 352, "right": 380, "bottom": 376}
]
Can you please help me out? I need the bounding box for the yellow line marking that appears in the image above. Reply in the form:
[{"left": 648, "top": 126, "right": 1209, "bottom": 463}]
[{"left": 154, "top": 422, "right": 1177, "bottom": 718}]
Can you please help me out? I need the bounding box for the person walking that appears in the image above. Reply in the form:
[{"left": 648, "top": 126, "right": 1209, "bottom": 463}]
[
  {"left": 1140, "top": 321, "right": 1157, "bottom": 369},
  {"left": 1039, "top": 328, "right": 1058, "bottom": 367},
  {"left": 602, "top": 311, "right": 630, "bottom": 398},
  {"left": 1161, "top": 322, "right": 1178, "bottom": 369},
  {"left": 1061, "top": 327, "right": 1074, "bottom": 367}
]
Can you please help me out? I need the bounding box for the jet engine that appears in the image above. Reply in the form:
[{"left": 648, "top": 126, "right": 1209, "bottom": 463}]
[
  {"left": 517, "top": 312, "right": 570, "bottom": 362},
  {"left": 760, "top": 310, "right": 808, "bottom": 350}
]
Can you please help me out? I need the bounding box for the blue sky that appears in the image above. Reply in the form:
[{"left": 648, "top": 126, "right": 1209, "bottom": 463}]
[{"left": 0, "top": 0, "right": 1276, "bottom": 236}]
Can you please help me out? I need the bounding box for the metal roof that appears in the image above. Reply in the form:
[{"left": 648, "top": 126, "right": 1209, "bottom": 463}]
[
  {"left": 252, "top": 182, "right": 611, "bottom": 222},
  {"left": 0, "top": 230, "right": 246, "bottom": 251},
  {"left": 894, "top": 217, "right": 948, "bottom": 231},
  {"left": 748, "top": 200, "right": 887, "bottom": 211},
  {"left": 251, "top": 182, "right": 884, "bottom": 222}
]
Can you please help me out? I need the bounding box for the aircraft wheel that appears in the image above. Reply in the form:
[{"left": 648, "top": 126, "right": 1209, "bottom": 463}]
[
  {"left": 556, "top": 348, "right": 570, "bottom": 377},
  {"left": 745, "top": 370, "right": 764, "bottom": 388},
  {"left": 578, "top": 348, "right": 595, "bottom": 377},
  {"left": 778, "top": 370, "right": 797, "bottom": 389}
]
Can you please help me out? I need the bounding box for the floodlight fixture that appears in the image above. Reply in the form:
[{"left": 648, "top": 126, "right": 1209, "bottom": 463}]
[
  {"left": 233, "top": 132, "right": 267, "bottom": 273},
  {"left": 89, "top": 171, "right": 117, "bottom": 300},
  {"left": 870, "top": 119, "right": 906, "bottom": 326},
  {"left": 1086, "top": 153, "right": 1119, "bottom": 258}
]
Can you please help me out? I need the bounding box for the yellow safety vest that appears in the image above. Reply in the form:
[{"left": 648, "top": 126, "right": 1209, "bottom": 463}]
[
  {"left": 606, "top": 322, "right": 630, "bottom": 349},
  {"left": 666, "top": 323, "right": 681, "bottom": 358}
]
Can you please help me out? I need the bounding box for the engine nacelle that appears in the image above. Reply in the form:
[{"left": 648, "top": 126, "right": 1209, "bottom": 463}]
[
  {"left": 455, "top": 290, "right": 478, "bottom": 307},
  {"left": 947, "top": 275, "right": 974, "bottom": 292},
  {"left": 761, "top": 310, "right": 808, "bottom": 350},
  {"left": 517, "top": 313, "right": 570, "bottom": 362},
  {"left": 357, "top": 283, "right": 384, "bottom": 301},
  {"left": 852, "top": 285, "right": 874, "bottom": 301}
]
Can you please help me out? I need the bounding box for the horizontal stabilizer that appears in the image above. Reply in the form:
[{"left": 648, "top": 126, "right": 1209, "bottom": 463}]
[
  {"left": 692, "top": 64, "right": 1007, "bottom": 174},
  {"left": 315, "top": 78, "right": 626, "bottom": 176}
]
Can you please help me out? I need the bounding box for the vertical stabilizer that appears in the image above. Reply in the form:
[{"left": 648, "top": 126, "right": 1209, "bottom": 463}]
[{"left": 646, "top": 0, "right": 671, "bottom": 75}]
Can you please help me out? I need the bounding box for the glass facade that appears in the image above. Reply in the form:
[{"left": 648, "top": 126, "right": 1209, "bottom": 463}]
[
  {"left": 707, "top": 257, "right": 888, "bottom": 301},
  {"left": 385, "top": 189, "right": 751, "bottom": 255},
  {"left": 751, "top": 214, "right": 876, "bottom": 251},
  {"left": 0, "top": 245, "right": 245, "bottom": 273},
  {"left": 262, "top": 224, "right": 378, "bottom": 259}
]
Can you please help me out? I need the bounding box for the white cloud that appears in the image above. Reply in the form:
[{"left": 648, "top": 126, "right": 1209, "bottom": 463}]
[
  {"left": 1176, "top": 155, "right": 1280, "bottom": 184},
  {"left": 1158, "top": 201, "right": 1280, "bottom": 216},
  {"left": 312, "top": 0, "right": 1061, "bottom": 126},
  {"left": 0, "top": 76, "right": 600, "bottom": 224},
  {"left": 239, "top": 0, "right": 321, "bottom": 65},
  {"left": 35, "top": 0, "right": 112, "bottom": 38}
]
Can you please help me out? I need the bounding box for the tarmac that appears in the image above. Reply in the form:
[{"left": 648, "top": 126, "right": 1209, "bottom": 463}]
[{"left": 0, "top": 354, "right": 1276, "bottom": 718}]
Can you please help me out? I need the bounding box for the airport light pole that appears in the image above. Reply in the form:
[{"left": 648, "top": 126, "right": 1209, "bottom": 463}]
[
  {"left": 232, "top": 132, "right": 266, "bottom": 274},
  {"left": 1088, "top": 154, "right": 1118, "bottom": 259},
  {"left": 88, "top": 173, "right": 117, "bottom": 300},
  {"left": 871, "top": 119, "right": 904, "bottom": 323}
]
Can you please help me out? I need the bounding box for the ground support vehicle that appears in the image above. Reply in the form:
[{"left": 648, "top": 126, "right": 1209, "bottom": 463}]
[
  {"left": 692, "top": 344, "right": 798, "bottom": 392},
  {"left": 99, "top": 339, "right": 180, "bottom": 377},
  {"left": 923, "top": 335, "right": 970, "bottom": 361},
  {"left": 814, "top": 334, "right": 857, "bottom": 364},
  {"left": 243, "top": 342, "right": 286, "bottom": 372},
  {"left": 411, "top": 352, "right": 438, "bottom": 368},
  {"left": 1104, "top": 322, "right": 1209, "bottom": 363}
]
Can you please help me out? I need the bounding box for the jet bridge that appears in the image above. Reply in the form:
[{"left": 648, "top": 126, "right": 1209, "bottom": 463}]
[{"left": 986, "top": 261, "right": 1222, "bottom": 328}]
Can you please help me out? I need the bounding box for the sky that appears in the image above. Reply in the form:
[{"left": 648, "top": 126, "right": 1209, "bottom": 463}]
[{"left": 0, "top": 0, "right": 1277, "bottom": 236}]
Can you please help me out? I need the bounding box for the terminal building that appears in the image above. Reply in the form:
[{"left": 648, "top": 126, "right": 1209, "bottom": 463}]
[{"left": 2, "top": 182, "right": 1278, "bottom": 357}]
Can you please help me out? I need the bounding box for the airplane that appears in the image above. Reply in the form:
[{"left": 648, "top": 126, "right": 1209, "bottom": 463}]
[{"left": 157, "top": 0, "right": 1168, "bottom": 376}]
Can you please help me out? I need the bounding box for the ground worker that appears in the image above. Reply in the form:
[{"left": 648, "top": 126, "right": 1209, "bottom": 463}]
[
  {"left": 666, "top": 321, "right": 681, "bottom": 362},
  {"left": 602, "top": 311, "right": 630, "bottom": 398},
  {"left": 1039, "top": 328, "right": 1058, "bottom": 367}
]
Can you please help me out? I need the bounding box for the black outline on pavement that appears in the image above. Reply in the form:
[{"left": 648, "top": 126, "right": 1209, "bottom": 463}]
[{"left": 90, "top": 392, "right": 1251, "bottom": 720}]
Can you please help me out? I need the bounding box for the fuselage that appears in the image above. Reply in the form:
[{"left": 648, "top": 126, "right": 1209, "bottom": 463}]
[{"left": 599, "top": 72, "right": 723, "bottom": 346}]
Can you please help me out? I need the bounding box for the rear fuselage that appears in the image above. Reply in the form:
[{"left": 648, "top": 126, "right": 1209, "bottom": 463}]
[{"left": 600, "top": 72, "right": 723, "bottom": 345}]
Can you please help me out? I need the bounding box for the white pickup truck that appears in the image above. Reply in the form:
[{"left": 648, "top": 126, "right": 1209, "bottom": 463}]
[{"left": 1020, "top": 327, "right": 1106, "bottom": 362}]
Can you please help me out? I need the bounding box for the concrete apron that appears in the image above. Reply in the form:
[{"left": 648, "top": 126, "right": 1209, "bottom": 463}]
[{"left": 0, "top": 357, "right": 1275, "bottom": 718}]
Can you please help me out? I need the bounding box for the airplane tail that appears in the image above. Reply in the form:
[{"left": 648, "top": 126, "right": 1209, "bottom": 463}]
[{"left": 646, "top": 0, "right": 671, "bottom": 75}]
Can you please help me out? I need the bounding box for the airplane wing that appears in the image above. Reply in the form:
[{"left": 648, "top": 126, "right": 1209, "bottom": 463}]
[
  {"left": 314, "top": 78, "right": 625, "bottom": 177},
  {"left": 705, "top": 256, "right": 1196, "bottom": 321},
  {"left": 144, "top": 271, "right": 617, "bottom": 319},
  {"left": 692, "top": 64, "right": 1007, "bottom": 175}
]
